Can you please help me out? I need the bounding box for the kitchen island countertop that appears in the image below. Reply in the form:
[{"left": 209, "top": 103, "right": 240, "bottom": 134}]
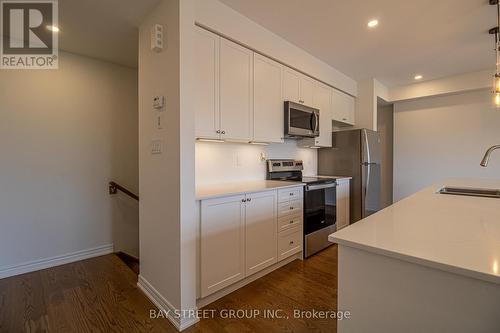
[{"left": 330, "top": 178, "right": 500, "bottom": 284}]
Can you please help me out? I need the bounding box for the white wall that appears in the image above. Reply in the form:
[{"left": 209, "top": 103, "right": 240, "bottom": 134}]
[
  {"left": 394, "top": 89, "right": 500, "bottom": 201},
  {"left": 196, "top": 141, "right": 317, "bottom": 186},
  {"left": 139, "top": 0, "right": 182, "bottom": 310},
  {"left": 0, "top": 51, "right": 138, "bottom": 272},
  {"left": 355, "top": 78, "right": 389, "bottom": 131},
  {"left": 138, "top": 0, "right": 197, "bottom": 328}
]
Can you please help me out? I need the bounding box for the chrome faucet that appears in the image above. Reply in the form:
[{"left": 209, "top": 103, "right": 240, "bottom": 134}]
[{"left": 480, "top": 145, "right": 500, "bottom": 167}]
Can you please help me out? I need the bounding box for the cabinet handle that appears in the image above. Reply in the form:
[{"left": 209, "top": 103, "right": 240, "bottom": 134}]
[
  {"left": 289, "top": 241, "right": 294, "bottom": 245},
  {"left": 247, "top": 198, "right": 251, "bottom": 202},
  {"left": 299, "top": 100, "right": 304, "bottom": 104},
  {"left": 216, "top": 130, "right": 221, "bottom": 134},
  {"left": 289, "top": 207, "right": 293, "bottom": 210},
  {"left": 342, "top": 118, "right": 347, "bottom": 121},
  {"left": 221, "top": 130, "right": 226, "bottom": 134},
  {"left": 289, "top": 220, "right": 294, "bottom": 224},
  {"left": 241, "top": 199, "right": 246, "bottom": 203},
  {"left": 289, "top": 193, "right": 293, "bottom": 196}
]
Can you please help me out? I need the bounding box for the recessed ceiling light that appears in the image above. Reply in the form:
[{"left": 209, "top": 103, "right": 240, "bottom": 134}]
[
  {"left": 414, "top": 75, "right": 423, "bottom": 80},
  {"left": 47, "top": 25, "right": 60, "bottom": 32},
  {"left": 367, "top": 19, "right": 379, "bottom": 28}
]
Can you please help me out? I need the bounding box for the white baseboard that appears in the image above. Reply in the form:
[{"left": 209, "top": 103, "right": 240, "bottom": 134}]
[
  {"left": 137, "top": 275, "right": 199, "bottom": 331},
  {"left": 0, "top": 244, "right": 114, "bottom": 279}
]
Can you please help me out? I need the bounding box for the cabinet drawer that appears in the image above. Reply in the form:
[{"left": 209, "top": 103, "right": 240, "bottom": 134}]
[
  {"left": 278, "top": 226, "right": 302, "bottom": 261},
  {"left": 278, "top": 214, "right": 302, "bottom": 232},
  {"left": 278, "top": 199, "right": 303, "bottom": 217},
  {"left": 278, "top": 187, "right": 303, "bottom": 203}
]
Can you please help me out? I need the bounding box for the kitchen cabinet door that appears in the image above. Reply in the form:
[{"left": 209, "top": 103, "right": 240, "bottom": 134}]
[
  {"left": 194, "top": 27, "right": 220, "bottom": 139},
  {"left": 332, "top": 89, "right": 355, "bottom": 126},
  {"left": 336, "top": 179, "right": 350, "bottom": 230},
  {"left": 245, "top": 190, "right": 278, "bottom": 276},
  {"left": 283, "top": 68, "right": 301, "bottom": 103},
  {"left": 219, "top": 38, "right": 253, "bottom": 141},
  {"left": 299, "top": 75, "right": 315, "bottom": 106},
  {"left": 200, "top": 194, "right": 246, "bottom": 297},
  {"left": 253, "top": 54, "right": 284, "bottom": 143},
  {"left": 312, "top": 83, "right": 333, "bottom": 147}
]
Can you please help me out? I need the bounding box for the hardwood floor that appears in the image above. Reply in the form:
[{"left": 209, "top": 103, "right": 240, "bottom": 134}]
[{"left": 0, "top": 246, "right": 338, "bottom": 333}]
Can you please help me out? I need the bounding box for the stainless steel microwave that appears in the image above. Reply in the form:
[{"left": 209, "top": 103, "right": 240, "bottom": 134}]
[{"left": 284, "top": 101, "right": 320, "bottom": 138}]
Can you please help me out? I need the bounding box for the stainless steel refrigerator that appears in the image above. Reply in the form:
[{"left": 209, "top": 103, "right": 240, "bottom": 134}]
[{"left": 318, "top": 129, "right": 381, "bottom": 224}]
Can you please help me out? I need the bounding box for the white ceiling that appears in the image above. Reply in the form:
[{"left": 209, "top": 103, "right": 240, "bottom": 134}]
[
  {"left": 58, "top": 0, "right": 161, "bottom": 68},
  {"left": 219, "top": 0, "right": 496, "bottom": 87}
]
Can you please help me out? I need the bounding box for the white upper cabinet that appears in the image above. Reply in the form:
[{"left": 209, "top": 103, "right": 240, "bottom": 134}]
[
  {"left": 283, "top": 68, "right": 301, "bottom": 103},
  {"left": 253, "top": 54, "right": 284, "bottom": 143},
  {"left": 283, "top": 68, "right": 315, "bottom": 106},
  {"left": 219, "top": 38, "right": 253, "bottom": 141},
  {"left": 200, "top": 194, "right": 246, "bottom": 298},
  {"left": 194, "top": 27, "right": 220, "bottom": 139},
  {"left": 332, "top": 89, "right": 355, "bottom": 126},
  {"left": 311, "top": 83, "right": 333, "bottom": 147},
  {"left": 299, "top": 75, "right": 315, "bottom": 106},
  {"left": 194, "top": 27, "right": 356, "bottom": 142},
  {"left": 245, "top": 190, "right": 277, "bottom": 276}
]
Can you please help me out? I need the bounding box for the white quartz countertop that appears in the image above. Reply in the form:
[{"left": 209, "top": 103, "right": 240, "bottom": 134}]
[
  {"left": 329, "top": 178, "right": 500, "bottom": 285},
  {"left": 196, "top": 180, "right": 305, "bottom": 200}
]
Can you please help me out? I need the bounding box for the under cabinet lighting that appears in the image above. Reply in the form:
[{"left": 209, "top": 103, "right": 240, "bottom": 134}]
[
  {"left": 414, "top": 75, "right": 423, "bottom": 80},
  {"left": 249, "top": 141, "right": 269, "bottom": 146},
  {"left": 196, "top": 138, "right": 225, "bottom": 143},
  {"left": 309, "top": 146, "right": 321, "bottom": 149}
]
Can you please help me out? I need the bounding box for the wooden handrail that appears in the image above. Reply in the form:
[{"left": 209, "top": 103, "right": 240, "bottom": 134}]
[{"left": 109, "top": 181, "right": 139, "bottom": 201}]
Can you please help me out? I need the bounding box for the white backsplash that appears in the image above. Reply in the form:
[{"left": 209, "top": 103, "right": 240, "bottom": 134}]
[{"left": 196, "top": 140, "right": 318, "bottom": 186}]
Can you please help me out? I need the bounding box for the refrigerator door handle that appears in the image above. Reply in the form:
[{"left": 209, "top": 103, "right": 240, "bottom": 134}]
[
  {"left": 365, "top": 164, "right": 371, "bottom": 206},
  {"left": 363, "top": 129, "right": 371, "bottom": 163}
]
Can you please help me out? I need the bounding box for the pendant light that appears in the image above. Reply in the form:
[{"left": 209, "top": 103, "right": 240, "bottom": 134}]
[{"left": 490, "top": 0, "right": 500, "bottom": 107}]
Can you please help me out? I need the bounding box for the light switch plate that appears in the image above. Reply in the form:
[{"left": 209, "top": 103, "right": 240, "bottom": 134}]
[
  {"left": 151, "top": 139, "right": 162, "bottom": 154},
  {"left": 156, "top": 114, "right": 163, "bottom": 129}
]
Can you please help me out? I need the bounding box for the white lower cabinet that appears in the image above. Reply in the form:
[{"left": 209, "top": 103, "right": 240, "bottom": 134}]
[
  {"left": 200, "top": 194, "right": 246, "bottom": 298},
  {"left": 278, "top": 225, "right": 302, "bottom": 261},
  {"left": 336, "top": 179, "right": 350, "bottom": 230},
  {"left": 200, "top": 186, "right": 304, "bottom": 298},
  {"left": 245, "top": 190, "right": 277, "bottom": 275}
]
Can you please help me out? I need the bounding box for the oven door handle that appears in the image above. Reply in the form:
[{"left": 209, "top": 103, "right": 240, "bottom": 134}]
[{"left": 305, "top": 183, "right": 336, "bottom": 191}]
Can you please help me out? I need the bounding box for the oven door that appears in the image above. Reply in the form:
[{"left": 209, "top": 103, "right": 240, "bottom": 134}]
[
  {"left": 285, "top": 101, "right": 319, "bottom": 137},
  {"left": 304, "top": 183, "right": 336, "bottom": 235}
]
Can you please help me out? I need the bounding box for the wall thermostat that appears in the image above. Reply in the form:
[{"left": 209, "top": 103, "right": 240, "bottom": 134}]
[{"left": 153, "top": 96, "right": 165, "bottom": 110}]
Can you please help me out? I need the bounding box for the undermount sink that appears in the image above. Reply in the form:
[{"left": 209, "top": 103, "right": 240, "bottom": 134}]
[{"left": 437, "top": 186, "right": 500, "bottom": 199}]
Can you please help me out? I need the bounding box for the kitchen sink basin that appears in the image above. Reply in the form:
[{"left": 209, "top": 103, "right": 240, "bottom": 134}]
[{"left": 437, "top": 186, "right": 500, "bottom": 198}]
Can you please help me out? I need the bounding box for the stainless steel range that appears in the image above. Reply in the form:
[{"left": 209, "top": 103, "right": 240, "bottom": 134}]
[{"left": 267, "top": 159, "right": 337, "bottom": 258}]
